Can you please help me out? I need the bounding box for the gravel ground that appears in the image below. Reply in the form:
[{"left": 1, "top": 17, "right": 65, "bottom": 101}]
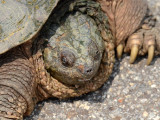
[{"left": 25, "top": 0, "right": 160, "bottom": 120}]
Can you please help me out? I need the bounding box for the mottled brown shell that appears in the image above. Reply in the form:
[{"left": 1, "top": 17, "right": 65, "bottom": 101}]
[{"left": 0, "top": 0, "right": 59, "bottom": 54}]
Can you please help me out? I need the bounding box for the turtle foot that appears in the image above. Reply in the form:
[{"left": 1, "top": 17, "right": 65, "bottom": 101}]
[
  {"left": 117, "top": 10, "right": 160, "bottom": 65},
  {"left": 124, "top": 29, "right": 156, "bottom": 65}
]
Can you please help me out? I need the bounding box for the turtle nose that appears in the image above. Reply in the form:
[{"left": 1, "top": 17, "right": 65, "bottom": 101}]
[
  {"left": 84, "top": 67, "right": 93, "bottom": 75},
  {"left": 77, "top": 65, "right": 94, "bottom": 76}
]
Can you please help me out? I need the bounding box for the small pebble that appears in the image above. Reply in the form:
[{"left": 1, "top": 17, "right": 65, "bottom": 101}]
[{"left": 143, "top": 111, "right": 149, "bottom": 118}]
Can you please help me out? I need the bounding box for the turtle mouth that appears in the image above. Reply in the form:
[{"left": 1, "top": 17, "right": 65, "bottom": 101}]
[
  {"left": 77, "top": 71, "right": 97, "bottom": 82},
  {"left": 78, "top": 78, "right": 92, "bottom": 82}
]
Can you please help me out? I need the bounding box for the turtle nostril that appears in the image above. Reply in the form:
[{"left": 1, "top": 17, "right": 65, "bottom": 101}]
[
  {"left": 77, "top": 65, "right": 93, "bottom": 75},
  {"left": 85, "top": 68, "right": 93, "bottom": 74}
]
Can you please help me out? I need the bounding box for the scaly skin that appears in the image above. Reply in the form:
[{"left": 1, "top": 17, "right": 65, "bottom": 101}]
[{"left": 0, "top": 47, "right": 38, "bottom": 119}]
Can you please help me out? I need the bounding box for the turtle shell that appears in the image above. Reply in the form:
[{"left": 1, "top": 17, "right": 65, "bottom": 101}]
[{"left": 0, "top": 0, "right": 59, "bottom": 54}]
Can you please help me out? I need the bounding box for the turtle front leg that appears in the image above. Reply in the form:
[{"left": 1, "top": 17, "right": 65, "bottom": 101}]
[
  {"left": 98, "top": 0, "right": 160, "bottom": 64},
  {"left": 0, "top": 47, "right": 38, "bottom": 119}
]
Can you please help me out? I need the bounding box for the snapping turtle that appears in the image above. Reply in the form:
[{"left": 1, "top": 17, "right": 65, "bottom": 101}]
[{"left": 0, "top": 0, "right": 159, "bottom": 119}]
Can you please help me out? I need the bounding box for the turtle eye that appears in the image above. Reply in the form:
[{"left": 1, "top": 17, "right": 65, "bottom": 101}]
[
  {"left": 94, "top": 50, "right": 100, "bottom": 60},
  {"left": 60, "top": 51, "right": 75, "bottom": 67}
]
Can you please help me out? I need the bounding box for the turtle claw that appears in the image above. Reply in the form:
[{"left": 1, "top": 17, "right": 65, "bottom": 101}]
[
  {"left": 124, "top": 32, "right": 142, "bottom": 64},
  {"left": 124, "top": 27, "right": 158, "bottom": 65},
  {"left": 116, "top": 44, "right": 123, "bottom": 59},
  {"left": 147, "top": 45, "right": 155, "bottom": 65},
  {"left": 129, "top": 45, "right": 139, "bottom": 64}
]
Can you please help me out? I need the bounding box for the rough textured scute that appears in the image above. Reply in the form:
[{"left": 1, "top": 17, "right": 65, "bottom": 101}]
[{"left": 0, "top": 0, "right": 59, "bottom": 54}]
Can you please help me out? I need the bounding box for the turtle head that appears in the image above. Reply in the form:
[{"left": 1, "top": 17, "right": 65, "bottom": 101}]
[{"left": 43, "top": 12, "right": 104, "bottom": 85}]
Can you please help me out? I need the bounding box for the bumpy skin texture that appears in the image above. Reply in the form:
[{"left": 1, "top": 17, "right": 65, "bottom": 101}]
[
  {"left": 44, "top": 11, "right": 104, "bottom": 85},
  {"left": 0, "top": 47, "right": 38, "bottom": 119}
]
